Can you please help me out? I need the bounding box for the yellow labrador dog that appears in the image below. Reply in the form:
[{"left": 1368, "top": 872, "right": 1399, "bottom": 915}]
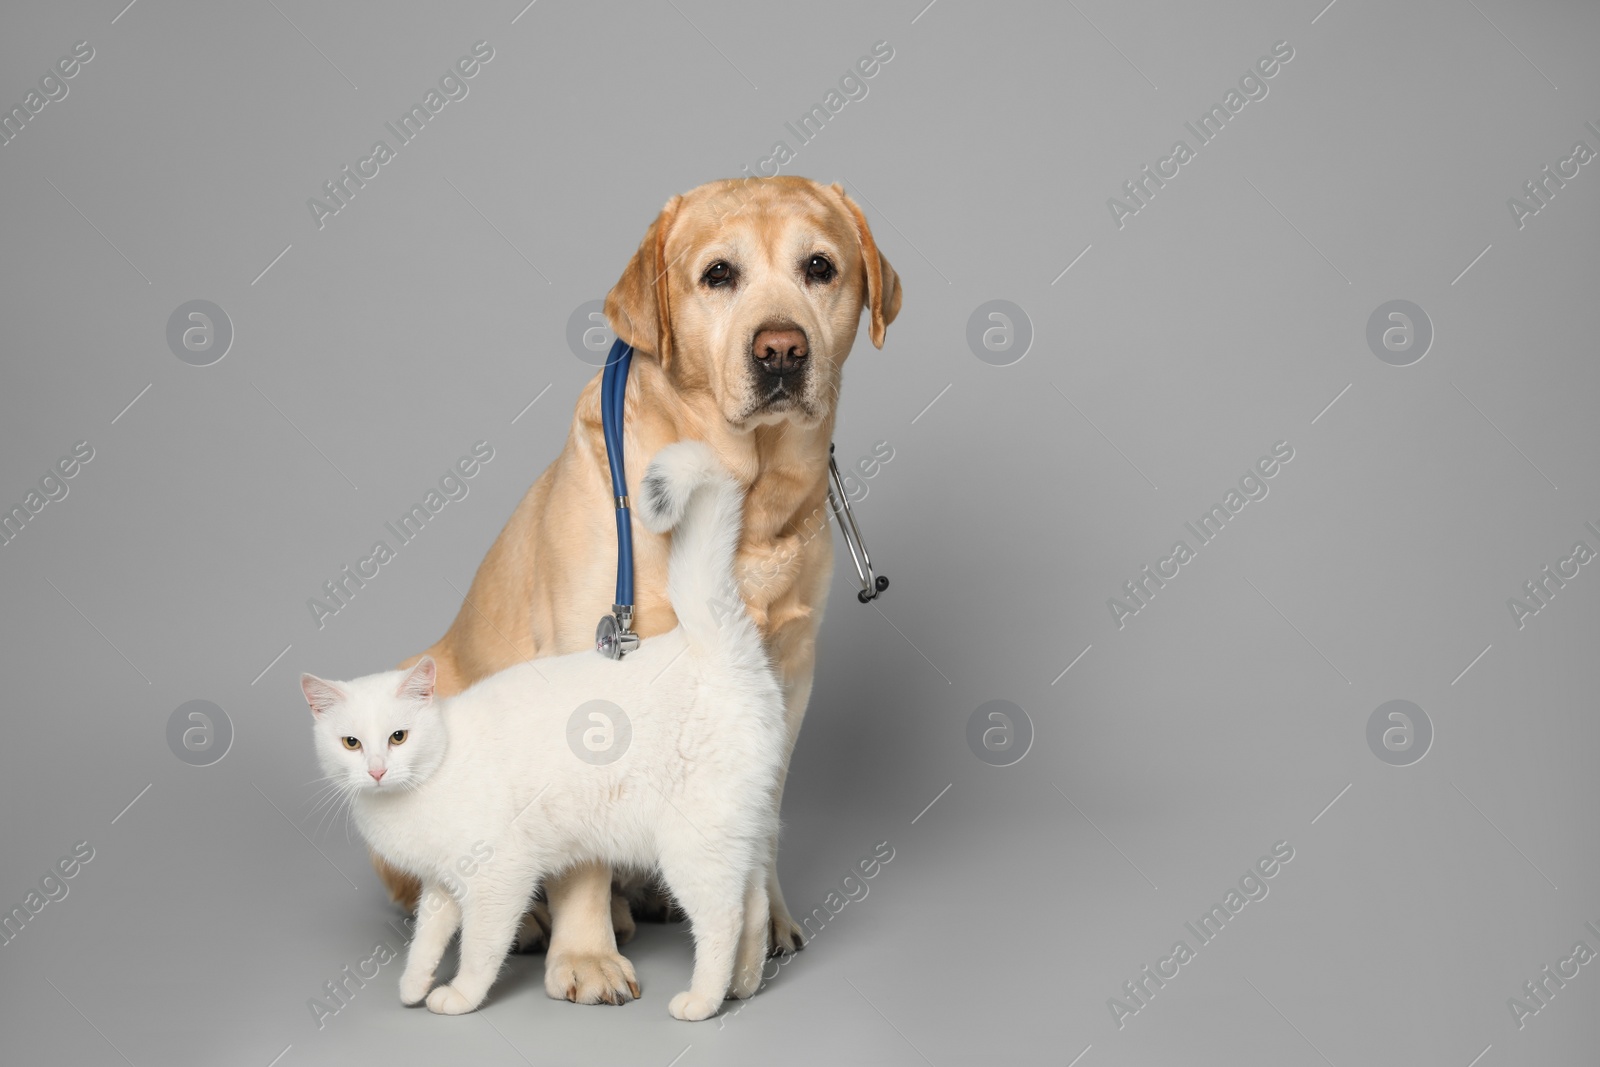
[{"left": 379, "top": 176, "right": 901, "bottom": 1005}]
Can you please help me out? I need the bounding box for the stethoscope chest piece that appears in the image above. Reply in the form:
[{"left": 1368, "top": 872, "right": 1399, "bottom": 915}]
[{"left": 595, "top": 605, "right": 639, "bottom": 661}]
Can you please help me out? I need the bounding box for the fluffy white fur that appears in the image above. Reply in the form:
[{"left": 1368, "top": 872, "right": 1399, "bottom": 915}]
[{"left": 300, "top": 442, "right": 784, "bottom": 1021}]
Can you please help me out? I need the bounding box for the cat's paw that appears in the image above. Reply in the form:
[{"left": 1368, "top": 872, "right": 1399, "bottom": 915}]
[
  {"left": 728, "top": 959, "right": 764, "bottom": 1000},
  {"left": 668, "top": 990, "right": 721, "bottom": 1022},
  {"left": 545, "top": 950, "right": 639, "bottom": 1005},
  {"left": 425, "top": 984, "right": 480, "bottom": 1015},
  {"left": 768, "top": 907, "right": 804, "bottom": 957},
  {"left": 398, "top": 971, "right": 434, "bottom": 1006}
]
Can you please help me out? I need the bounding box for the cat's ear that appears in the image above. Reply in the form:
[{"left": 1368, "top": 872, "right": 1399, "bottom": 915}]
[
  {"left": 397, "top": 657, "right": 437, "bottom": 703},
  {"left": 300, "top": 674, "right": 345, "bottom": 717}
]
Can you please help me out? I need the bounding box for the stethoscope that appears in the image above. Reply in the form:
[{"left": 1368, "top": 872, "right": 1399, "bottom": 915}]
[{"left": 595, "top": 338, "right": 887, "bottom": 660}]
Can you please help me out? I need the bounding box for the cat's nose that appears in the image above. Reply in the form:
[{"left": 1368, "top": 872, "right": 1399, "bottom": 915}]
[{"left": 369, "top": 767, "right": 386, "bottom": 782}]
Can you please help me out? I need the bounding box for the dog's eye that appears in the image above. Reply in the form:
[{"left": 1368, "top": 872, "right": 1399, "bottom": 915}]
[
  {"left": 341, "top": 736, "right": 361, "bottom": 751},
  {"left": 805, "top": 254, "right": 836, "bottom": 283},
  {"left": 701, "top": 261, "right": 735, "bottom": 288},
  {"left": 389, "top": 730, "right": 408, "bottom": 745}
]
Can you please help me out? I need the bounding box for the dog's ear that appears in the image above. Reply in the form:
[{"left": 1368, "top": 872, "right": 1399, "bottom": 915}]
[
  {"left": 605, "top": 195, "right": 682, "bottom": 366},
  {"left": 829, "top": 184, "right": 902, "bottom": 349}
]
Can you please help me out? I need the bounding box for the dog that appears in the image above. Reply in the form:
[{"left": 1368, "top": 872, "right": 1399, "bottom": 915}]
[{"left": 379, "top": 175, "right": 901, "bottom": 1005}]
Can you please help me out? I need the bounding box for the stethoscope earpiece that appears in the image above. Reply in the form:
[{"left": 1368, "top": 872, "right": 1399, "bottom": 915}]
[{"left": 829, "top": 444, "right": 888, "bottom": 605}]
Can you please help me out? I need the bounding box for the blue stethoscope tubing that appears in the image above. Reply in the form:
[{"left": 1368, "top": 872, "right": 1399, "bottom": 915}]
[{"left": 601, "top": 338, "right": 635, "bottom": 611}]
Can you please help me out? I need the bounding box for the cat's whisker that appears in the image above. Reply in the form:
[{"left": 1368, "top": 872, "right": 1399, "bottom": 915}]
[
  {"left": 302, "top": 783, "right": 349, "bottom": 833},
  {"left": 301, "top": 795, "right": 341, "bottom": 833},
  {"left": 315, "top": 795, "right": 350, "bottom": 840},
  {"left": 299, "top": 777, "right": 348, "bottom": 813},
  {"left": 310, "top": 780, "right": 359, "bottom": 840}
]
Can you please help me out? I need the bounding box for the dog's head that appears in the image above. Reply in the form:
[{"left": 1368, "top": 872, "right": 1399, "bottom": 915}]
[{"left": 605, "top": 176, "right": 901, "bottom": 430}]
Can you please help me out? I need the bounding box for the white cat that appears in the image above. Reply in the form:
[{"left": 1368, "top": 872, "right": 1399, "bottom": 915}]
[{"left": 299, "top": 442, "right": 784, "bottom": 1021}]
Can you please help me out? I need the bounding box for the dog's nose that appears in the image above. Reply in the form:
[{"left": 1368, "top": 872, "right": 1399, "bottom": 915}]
[{"left": 752, "top": 325, "right": 808, "bottom": 377}]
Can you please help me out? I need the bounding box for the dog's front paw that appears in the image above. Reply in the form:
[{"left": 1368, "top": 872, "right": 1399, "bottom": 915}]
[
  {"left": 668, "top": 990, "right": 721, "bottom": 1021},
  {"left": 545, "top": 950, "right": 640, "bottom": 1005},
  {"left": 398, "top": 970, "right": 434, "bottom": 1006},
  {"left": 425, "top": 983, "right": 480, "bottom": 1015}
]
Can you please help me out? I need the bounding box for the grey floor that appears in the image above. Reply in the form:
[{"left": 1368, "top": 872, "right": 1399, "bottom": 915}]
[{"left": 3, "top": 1, "right": 1598, "bottom": 1064}]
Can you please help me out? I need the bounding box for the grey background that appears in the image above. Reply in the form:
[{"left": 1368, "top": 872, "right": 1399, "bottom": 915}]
[{"left": 1, "top": 1, "right": 1596, "bottom": 1064}]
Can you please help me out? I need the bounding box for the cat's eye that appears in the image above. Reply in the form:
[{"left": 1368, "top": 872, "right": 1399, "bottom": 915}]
[
  {"left": 341, "top": 736, "right": 361, "bottom": 751},
  {"left": 389, "top": 730, "right": 408, "bottom": 745}
]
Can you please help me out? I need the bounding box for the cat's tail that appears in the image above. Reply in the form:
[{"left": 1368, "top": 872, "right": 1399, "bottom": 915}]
[{"left": 636, "top": 441, "right": 753, "bottom": 657}]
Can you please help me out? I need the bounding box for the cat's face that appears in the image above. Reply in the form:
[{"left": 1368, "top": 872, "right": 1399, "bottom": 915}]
[{"left": 300, "top": 659, "right": 445, "bottom": 795}]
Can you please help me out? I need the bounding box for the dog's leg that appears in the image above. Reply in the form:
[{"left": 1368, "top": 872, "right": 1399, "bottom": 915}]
[
  {"left": 543, "top": 861, "right": 640, "bottom": 1005},
  {"left": 398, "top": 882, "right": 460, "bottom": 1006},
  {"left": 610, "top": 885, "right": 638, "bottom": 947}
]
